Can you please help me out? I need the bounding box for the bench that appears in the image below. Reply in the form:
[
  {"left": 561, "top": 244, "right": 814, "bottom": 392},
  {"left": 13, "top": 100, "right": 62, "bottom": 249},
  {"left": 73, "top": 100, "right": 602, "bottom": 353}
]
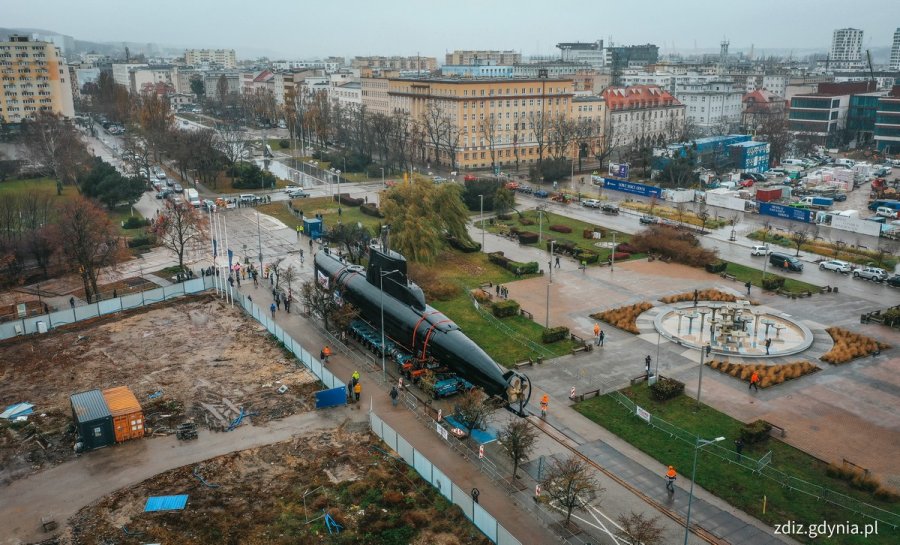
[
  {"left": 630, "top": 374, "right": 648, "bottom": 386},
  {"left": 766, "top": 421, "right": 786, "bottom": 438}
]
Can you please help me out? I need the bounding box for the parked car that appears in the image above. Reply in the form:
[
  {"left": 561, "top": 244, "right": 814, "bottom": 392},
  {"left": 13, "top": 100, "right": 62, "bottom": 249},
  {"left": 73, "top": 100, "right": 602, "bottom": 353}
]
[
  {"left": 202, "top": 199, "right": 215, "bottom": 211},
  {"left": 819, "top": 259, "right": 852, "bottom": 274},
  {"left": 600, "top": 203, "right": 620, "bottom": 215},
  {"left": 886, "top": 274, "right": 900, "bottom": 287},
  {"left": 639, "top": 215, "right": 658, "bottom": 225},
  {"left": 282, "top": 185, "right": 299, "bottom": 193},
  {"left": 239, "top": 194, "right": 256, "bottom": 203},
  {"left": 739, "top": 179, "right": 755, "bottom": 188},
  {"left": 750, "top": 245, "right": 771, "bottom": 256},
  {"left": 287, "top": 189, "right": 310, "bottom": 198},
  {"left": 463, "top": 174, "right": 477, "bottom": 182},
  {"left": 432, "top": 176, "right": 446, "bottom": 183},
  {"left": 832, "top": 193, "right": 847, "bottom": 202},
  {"left": 853, "top": 267, "right": 887, "bottom": 282},
  {"left": 742, "top": 172, "right": 767, "bottom": 182},
  {"left": 876, "top": 206, "right": 899, "bottom": 219},
  {"left": 534, "top": 189, "right": 549, "bottom": 198},
  {"left": 173, "top": 183, "right": 183, "bottom": 193},
  {"left": 581, "top": 198, "right": 601, "bottom": 208},
  {"left": 770, "top": 252, "right": 803, "bottom": 272}
]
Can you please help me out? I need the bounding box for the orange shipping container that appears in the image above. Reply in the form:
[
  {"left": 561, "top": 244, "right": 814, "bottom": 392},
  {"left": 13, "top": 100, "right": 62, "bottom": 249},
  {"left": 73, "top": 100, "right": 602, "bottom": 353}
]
[{"left": 101, "top": 386, "right": 144, "bottom": 443}]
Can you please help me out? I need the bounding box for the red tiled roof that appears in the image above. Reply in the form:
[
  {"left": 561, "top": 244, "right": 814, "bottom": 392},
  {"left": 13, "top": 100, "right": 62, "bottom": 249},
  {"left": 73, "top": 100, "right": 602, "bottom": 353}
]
[{"left": 601, "top": 85, "right": 681, "bottom": 110}]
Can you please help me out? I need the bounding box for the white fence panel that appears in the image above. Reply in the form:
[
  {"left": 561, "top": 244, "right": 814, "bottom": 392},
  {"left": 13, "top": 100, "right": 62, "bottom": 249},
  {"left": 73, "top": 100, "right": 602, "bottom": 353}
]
[
  {"left": 369, "top": 413, "right": 383, "bottom": 439},
  {"left": 74, "top": 305, "right": 99, "bottom": 321},
  {"left": 397, "top": 436, "right": 415, "bottom": 466},
  {"left": 432, "top": 467, "right": 452, "bottom": 501},
  {"left": 0, "top": 322, "right": 18, "bottom": 338},
  {"left": 142, "top": 286, "right": 167, "bottom": 304},
  {"left": 473, "top": 502, "right": 498, "bottom": 543},
  {"left": 497, "top": 525, "right": 522, "bottom": 545},
  {"left": 98, "top": 299, "right": 119, "bottom": 316},
  {"left": 382, "top": 422, "right": 398, "bottom": 452},
  {"left": 452, "top": 483, "right": 473, "bottom": 519},
  {"left": 184, "top": 278, "right": 205, "bottom": 293},
  {"left": 413, "top": 450, "right": 433, "bottom": 482},
  {"left": 119, "top": 293, "right": 144, "bottom": 311}
]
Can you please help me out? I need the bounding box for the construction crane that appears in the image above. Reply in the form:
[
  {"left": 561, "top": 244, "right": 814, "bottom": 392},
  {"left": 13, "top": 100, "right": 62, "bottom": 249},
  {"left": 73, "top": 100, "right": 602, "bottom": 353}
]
[{"left": 866, "top": 49, "right": 876, "bottom": 89}]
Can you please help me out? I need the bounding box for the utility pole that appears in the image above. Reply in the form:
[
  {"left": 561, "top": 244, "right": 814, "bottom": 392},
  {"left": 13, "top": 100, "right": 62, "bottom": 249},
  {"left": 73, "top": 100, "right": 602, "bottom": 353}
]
[{"left": 545, "top": 240, "right": 555, "bottom": 328}]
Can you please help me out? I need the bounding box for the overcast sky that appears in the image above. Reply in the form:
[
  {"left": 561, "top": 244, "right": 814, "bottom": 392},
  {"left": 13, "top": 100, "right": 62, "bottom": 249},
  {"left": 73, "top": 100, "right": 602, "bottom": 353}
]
[{"left": 6, "top": 0, "right": 900, "bottom": 59}]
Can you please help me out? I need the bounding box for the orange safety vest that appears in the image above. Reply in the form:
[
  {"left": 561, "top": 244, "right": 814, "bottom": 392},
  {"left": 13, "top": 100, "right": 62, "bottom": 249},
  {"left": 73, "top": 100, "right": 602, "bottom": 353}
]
[
  {"left": 666, "top": 468, "right": 677, "bottom": 479},
  {"left": 323, "top": 347, "right": 332, "bottom": 357},
  {"left": 750, "top": 372, "right": 759, "bottom": 383},
  {"left": 354, "top": 383, "right": 361, "bottom": 394},
  {"left": 540, "top": 395, "right": 549, "bottom": 407},
  {"left": 593, "top": 324, "right": 600, "bottom": 335}
]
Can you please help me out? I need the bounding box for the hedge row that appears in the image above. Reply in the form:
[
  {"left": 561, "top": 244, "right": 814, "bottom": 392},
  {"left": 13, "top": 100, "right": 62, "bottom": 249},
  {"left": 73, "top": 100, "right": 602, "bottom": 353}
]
[
  {"left": 740, "top": 420, "right": 772, "bottom": 445},
  {"left": 492, "top": 299, "right": 520, "bottom": 318},
  {"left": 705, "top": 261, "right": 728, "bottom": 273},
  {"left": 334, "top": 193, "right": 363, "bottom": 207},
  {"left": 542, "top": 326, "right": 569, "bottom": 343},
  {"left": 360, "top": 202, "right": 383, "bottom": 218},
  {"left": 518, "top": 231, "right": 539, "bottom": 244},
  {"left": 649, "top": 376, "right": 684, "bottom": 401},
  {"left": 488, "top": 251, "right": 539, "bottom": 275},
  {"left": 549, "top": 224, "right": 572, "bottom": 233},
  {"left": 762, "top": 276, "right": 786, "bottom": 290},
  {"left": 448, "top": 236, "right": 481, "bottom": 253}
]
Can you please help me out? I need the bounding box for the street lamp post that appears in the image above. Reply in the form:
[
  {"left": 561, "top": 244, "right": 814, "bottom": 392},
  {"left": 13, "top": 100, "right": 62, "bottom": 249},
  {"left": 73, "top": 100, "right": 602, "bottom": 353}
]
[
  {"left": 546, "top": 240, "right": 555, "bottom": 327},
  {"left": 380, "top": 167, "right": 385, "bottom": 189},
  {"left": 684, "top": 436, "right": 726, "bottom": 545},
  {"left": 479, "top": 194, "right": 485, "bottom": 252},
  {"left": 697, "top": 341, "right": 711, "bottom": 408},
  {"left": 380, "top": 268, "right": 400, "bottom": 382}
]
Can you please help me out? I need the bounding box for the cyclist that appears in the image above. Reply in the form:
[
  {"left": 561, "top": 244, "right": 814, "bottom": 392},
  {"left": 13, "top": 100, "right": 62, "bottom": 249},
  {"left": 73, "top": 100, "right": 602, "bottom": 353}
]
[{"left": 665, "top": 465, "right": 677, "bottom": 495}]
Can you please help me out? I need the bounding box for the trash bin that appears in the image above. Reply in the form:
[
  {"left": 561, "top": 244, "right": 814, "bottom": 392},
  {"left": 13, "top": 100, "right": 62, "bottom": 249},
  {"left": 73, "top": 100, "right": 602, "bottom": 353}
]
[{"left": 36, "top": 321, "right": 47, "bottom": 334}]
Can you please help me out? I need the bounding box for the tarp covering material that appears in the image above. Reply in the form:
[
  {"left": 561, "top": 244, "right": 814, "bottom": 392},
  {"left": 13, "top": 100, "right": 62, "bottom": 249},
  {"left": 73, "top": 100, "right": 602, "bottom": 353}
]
[
  {"left": 144, "top": 495, "right": 188, "bottom": 512},
  {"left": 0, "top": 403, "right": 34, "bottom": 420}
]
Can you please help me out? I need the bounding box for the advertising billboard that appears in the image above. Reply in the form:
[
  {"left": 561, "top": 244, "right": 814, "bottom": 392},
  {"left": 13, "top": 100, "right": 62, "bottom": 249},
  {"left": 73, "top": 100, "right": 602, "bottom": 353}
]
[
  {"left": 759, "top": 202, "right": 812, "bottom": 223},
  {"left": 602, "top": 178, "right": 662, "bottom": 198}
]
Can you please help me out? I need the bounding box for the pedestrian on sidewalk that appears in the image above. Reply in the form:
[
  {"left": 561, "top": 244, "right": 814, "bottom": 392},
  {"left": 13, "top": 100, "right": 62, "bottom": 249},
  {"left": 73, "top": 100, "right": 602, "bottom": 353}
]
[
  {"left": 593, "top": 323, "right": 600, "bottom": 345},
  {"left": 645, "top": 355, "right": 652, "bottom": 378},
  {"left": 495, "top": 284, "right": 500, "bottom": 297},
  {"left": 69, "top": 296, "right": 75, "bottom": 308},
  {"left": 228, "top": 276, "right": 234, "bottom": 288},
  {"left": 248, "top": 295, "right": 252, "bottom": 303},
  {"left": 270, "top": 302, "right": 276, "bottom": 318},
  {"left": 693, "top": 289, "right": 699, "bottom": 307},
  {"left": 749, "top": 371, "right": 760, "bottom": 392},
  {"left": 236, "top": 274, "right": 241, "bottom": 287},
  {"left": 112, "top": 289, "right": 117, "bottom": 299},
  {"left": 764, "top": 337, "right": 772, "bottom": 355},
  {"left": 275, "top": 295, "right": 281, "bottom": 310},
  {"left": 351, "top": 370, "right": 360, "bottom": 384},
  {"left": 540, "top": 394, "right": 549, "bottom": 418},
  {"left": 665, "top": 466, "right": 677, "bottom": 495},
  {"left": 296, "top": 225, "right": 301, "bottom": 240},
  {"left": 322, "top": 345, "right": 333, "bottom": 363},
  {"left": 309, "top": 239, "right": 313, "bottom": 251},
  {"left": 284, "top": 296, "right": 291, "bottom": 313},
  {"left": 353, "top": 381, "right": 361, "bottom": 402},
  {"left": 745, "top": 281, "right": 752, "bottom": 296},
  {"left": 253, "top": 273, "right": 259, "bottom": 288},
  {"left": 598, "top": 330, "right": 605, "bottom": 347},
  {"left": 390, "top": 386, "right": 399, "bottom": 407}
]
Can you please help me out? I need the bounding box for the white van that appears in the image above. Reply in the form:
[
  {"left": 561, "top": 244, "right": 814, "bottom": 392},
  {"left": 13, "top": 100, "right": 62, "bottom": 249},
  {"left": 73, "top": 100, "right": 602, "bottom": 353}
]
[
  {"left": 835, "top": 158, "right": 855, "bottom": 168},
  {"left": 876, "top": 206, "right": 899, "bottom": 219}
]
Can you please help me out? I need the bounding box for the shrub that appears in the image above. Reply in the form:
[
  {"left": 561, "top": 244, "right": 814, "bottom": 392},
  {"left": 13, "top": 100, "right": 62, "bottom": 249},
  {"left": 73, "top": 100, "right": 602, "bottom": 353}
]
[
  {"left": 660, "top": 289, "right": 739, "bottom": 304},
  {"left": 360, "top": 202, "right": 383, "bottom": 218},
  {"left": 541, "top": 326, "right": 569, "bottom": 344},
  {"left": 649, "top": 377, "right": 684, "bottom": 401},
  {"left": 497, "top": 213, "right": 512, "bottom": 221},
  {"left": 419, "top": 279, "right": 460, "bottom": 301},
  {"left": 577, "top": 251, "right": 599, "bottom": 264},
  {"left": 519, "top": 218, "right": 535, "bottom": 225},
  {"left": 704, "top": 360, "right": 818, "bottom": 386},
  {"left": 629, "top": 226, "right": 718, "bottom": 267},
  {"left": 821, "top": 327, "right": 890, "bottom": 364},
  {"left": 517, "top": 231, "right": 539, "bottom": 244},
  {"left": 705, "top": 261, "right": 728, "bottom": 273},
  {"left": 488, "top": 251, "right": 511, "bottom": 268},
  {"left": 740, "top": 420, "right": 772, "bottom": 445},
  {"left": 334, "top": 193, "right": 363, "bottom": 207},
  {"left": 612, "top": 252, "right": 630, "bottom": 261},
  {"left": 447, "top": 236, "right": 480, "bottom": 253},
  {"left": 492, "top": 299, "right": 520, "bottom": 318},
  {"left": 552, "top": 240, "right": 577, "bottom": 254},
  {"left": 761, "top": 276, "right": 786, "bottom": 291},
  {"left": 583, "top": 228, "right": 595, "bottom": 239},
  {"left": 616, "top": 243, "right": 637, "bottom": 254},
  {"left": 509, "top": 260, "right": 539, "bottom": 274},
  {"left": 592, "top": 302, "right": 653, "bottom": 334},
  {"left": 278, "top": 139, "right": 290, "bottom": 149},
  {"left": 127, "top": 235, "right": 152, "bottom": 248},
  {"left": 549, "top": 224, "right": 572, "bottom": 233},
  {"left": 122, "top": 216, "right": 150, "bottom": 229}
]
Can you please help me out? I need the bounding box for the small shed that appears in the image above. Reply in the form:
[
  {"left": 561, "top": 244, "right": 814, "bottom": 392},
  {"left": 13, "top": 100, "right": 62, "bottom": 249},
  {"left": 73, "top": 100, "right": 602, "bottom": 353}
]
[
  {"left": 102, "top": 386, "right": 145, "bottom": 443},
  {"left": 303, "top": 217, "right": 323, "bottom": 240},
  {"left": 70, "top": 390, "right": 114, "bottom": 451}
]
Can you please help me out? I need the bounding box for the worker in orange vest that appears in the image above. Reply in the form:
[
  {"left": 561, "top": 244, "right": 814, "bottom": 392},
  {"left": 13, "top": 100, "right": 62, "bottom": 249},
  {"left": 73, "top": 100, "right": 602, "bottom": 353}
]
[
  {"left": 749, "top": 371, "right": 760, "bottom": 392},
  {"left": 665, "top": 465, "right": 677, "bottom": 495},
  {"left": 540, "top": 394, "right": 549, "bottom": 418},
  {"left": 353, "top": 381, "right": 362, "bottom": 402},
  {"left": 321, "top": 345, "right": 333, "bottom": 363},
  {"left": 593, "top": 323, "right": 600, "bottom": 346}
]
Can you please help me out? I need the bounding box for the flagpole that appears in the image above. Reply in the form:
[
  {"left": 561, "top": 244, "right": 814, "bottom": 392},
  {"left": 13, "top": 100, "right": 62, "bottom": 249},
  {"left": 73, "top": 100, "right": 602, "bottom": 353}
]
[{"left": 223, "top": 213, "right": 233, "bottom": 307}]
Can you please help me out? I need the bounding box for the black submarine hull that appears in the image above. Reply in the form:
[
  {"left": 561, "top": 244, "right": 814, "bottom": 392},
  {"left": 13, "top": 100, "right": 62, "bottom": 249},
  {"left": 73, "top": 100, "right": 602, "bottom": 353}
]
[{"left": 314, "top": 249, "right": 529, "bottom": 405}]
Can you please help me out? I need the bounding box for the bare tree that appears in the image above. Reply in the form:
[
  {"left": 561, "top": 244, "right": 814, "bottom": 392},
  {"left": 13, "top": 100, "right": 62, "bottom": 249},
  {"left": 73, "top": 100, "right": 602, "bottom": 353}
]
[
  {"left": 280, "top": 265, "right": 298, "bottom": 301},
  {"left": 19, "top": 111, "right": 89, "bottom": 195},
  {"left": 479, "top": 115, "right": 500, "bottom": 169},
  {"left": 696, "top": 202, "right": 710, "bottom": 234},
  {"left": 453, "top": 388, "right": 496, "bottom": 431},
  {"left": 300, "top": 277, "right": 356, "bottom": 331},
  {"left": 151, "top": 200, "right": 208, "bottom": 272},
  {"left": 134, "top": 91, "right": 173, "bottom": 162},
  {"left": 527, "top": 110, "right": 549, "bottom": 166},
  {"left": 423, "top": 102, "right": 449, "bottom": 167},
  {"left": 548, "top": 116, "right": 578, "bottom": 161},
  {"left": 217, "top": 125, "right": 250, "bottom": 179},
  {"left": 789, "top": 225, "right": 817, "bottom": 257},
  {"left": 872, "top": 240, "right": 898, "bottom": 268},
  {"left": 615, "top": 511, "right": 666, "bottom": 545},
  {"left": 498, "top": 419, "right": 538, "bottom": 479},
  {"left": 540, "top": 455, "right": 602, "bottom": 527},
  {"left": 729, "top": 212, "right": 742, "bottom": 242},
  {"left": 674, "top": 202, "right": 687, "bottom": 226},
  {"left": 57, "top": 197, "right": 125, "bottom": 302}
]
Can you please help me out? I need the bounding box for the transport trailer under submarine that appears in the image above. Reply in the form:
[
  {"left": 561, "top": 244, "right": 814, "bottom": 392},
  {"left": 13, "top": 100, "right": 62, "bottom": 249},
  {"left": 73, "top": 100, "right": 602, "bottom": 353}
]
[{"left": 315, "top": 246, "right": 531, "bottom": 411}]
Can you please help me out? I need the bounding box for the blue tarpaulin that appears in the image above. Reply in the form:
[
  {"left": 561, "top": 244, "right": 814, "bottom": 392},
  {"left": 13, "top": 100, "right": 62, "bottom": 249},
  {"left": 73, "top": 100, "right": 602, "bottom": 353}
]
[
  {"left": 0, "top": 403, "right": 34, "bottom": 420},
  {"left": 144, "top": 495, "right": 188, "bottom": 512},
  {"left": 315, "top": 387, "right": 347, "bottom": 409},
  {"left": 470, "top": 427, "right": 498, "bottom": 445}
]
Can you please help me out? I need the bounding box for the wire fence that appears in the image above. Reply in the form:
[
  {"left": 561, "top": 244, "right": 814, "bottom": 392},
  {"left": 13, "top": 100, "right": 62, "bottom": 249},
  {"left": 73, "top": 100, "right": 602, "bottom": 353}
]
[
  {"left": 607, "top": 391, "right": 900, "bottom": 529},
  {"left": 469, "top": 294, "right": 556, "bottom": 359}
]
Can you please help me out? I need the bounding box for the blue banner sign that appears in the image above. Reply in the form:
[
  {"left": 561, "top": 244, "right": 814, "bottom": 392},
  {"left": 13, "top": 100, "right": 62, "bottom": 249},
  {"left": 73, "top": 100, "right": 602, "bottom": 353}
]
[
  {"left": 759, "top": 202, "right": 812, "bottom": 223},
  {"left": 602, "top": 178, "right": 662, "bottom": 198},
  {"left": 315, "top": 386, "right": 347, "bottom": 409}
]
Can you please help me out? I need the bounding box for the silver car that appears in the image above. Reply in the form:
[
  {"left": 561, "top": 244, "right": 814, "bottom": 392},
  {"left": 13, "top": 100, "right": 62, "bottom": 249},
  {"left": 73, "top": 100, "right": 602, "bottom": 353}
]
[
  {"left": 819, "top": 260, "right": 852, "bottom": 274},
  {"left": 853, "top": 267, "right": 887, "bottom": 282}
]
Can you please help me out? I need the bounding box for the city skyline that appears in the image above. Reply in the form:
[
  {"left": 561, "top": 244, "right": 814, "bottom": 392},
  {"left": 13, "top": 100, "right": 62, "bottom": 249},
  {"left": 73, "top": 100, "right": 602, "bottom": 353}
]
[{"left": 5, "top": 0, "right": 900, "bottom": 60}]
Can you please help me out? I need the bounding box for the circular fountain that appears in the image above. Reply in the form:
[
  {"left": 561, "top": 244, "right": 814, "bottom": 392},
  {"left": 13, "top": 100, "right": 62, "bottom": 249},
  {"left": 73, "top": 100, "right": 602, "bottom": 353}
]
[{"left": 653, "top": 300, "right": 813, "bottom": 358}]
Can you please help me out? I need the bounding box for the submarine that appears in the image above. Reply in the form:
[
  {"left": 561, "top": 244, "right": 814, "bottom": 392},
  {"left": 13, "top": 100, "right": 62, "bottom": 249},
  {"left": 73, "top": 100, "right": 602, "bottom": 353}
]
[{"left": 314, "top": 241, "right": 531, "bottom": 411}]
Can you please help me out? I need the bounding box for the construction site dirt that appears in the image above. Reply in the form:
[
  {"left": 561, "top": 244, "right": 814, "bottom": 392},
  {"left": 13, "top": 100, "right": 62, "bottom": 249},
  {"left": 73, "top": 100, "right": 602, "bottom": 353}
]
[
  {"left": 0, "top": 295, "right": 318, "bottom": 485},
  {"left": 63, "top": 427, "right": 490, "bottom": 545}
]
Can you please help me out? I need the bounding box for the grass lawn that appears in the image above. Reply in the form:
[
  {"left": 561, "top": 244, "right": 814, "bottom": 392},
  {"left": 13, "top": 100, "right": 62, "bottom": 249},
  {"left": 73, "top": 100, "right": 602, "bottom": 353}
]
[
  {"left": 488, "top": 209, "right": 642, "bottom": 263},
  {"left": 722, "top": 261, "right": 822, "bottom": 295},
  {"left": 257, "top": 197, "right": 383, "bottom": 234},
  {"left": 409, "top": 251, "right": 577, "bottom": 366},
  {"left": 748, "top": 230, "right": 898, "bottom": 269},
  {"left": 575, "top": 385, "right": 898, "bottom": 545},
  {"left": 0, "top": 177, "right": 77, "bottom": 198},
  {"left": 620, "top": 201, "right": 730, "bottom": 229}
]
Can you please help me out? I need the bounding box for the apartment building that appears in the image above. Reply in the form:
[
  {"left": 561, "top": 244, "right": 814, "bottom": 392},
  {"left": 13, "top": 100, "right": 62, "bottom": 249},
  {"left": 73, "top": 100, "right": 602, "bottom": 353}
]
[
  {"left": 601, "top": 85, "right": 685, "bottom": 149},
  {"left": 446, "top": 50, "right": 521, "bottom": 66},
  {"left": 361, "top": 76, "right": 390, "bottom": 115},
  {"left": 788, "top": 81, "right": 875, "bottom": 147},
  {"left": 891, "top": 29, "right": 900, "bottom": 71},
  {"left": 112, "top": 62, "right": 148, "bottom": 87},
  {"left": 874, "top": 86, "right": 900, "bottom": 154},
  {"left": 184, "top": 48, "right": 237, "bottom": 69},
  {"left": 129, "top": 66, "right": 175, "bottom": 94},
  {"left": 674, "top": 78, "right": 744, "bottom": 134},
  {"left": 388, "top": 77, "right": 577, "bottom": 169},
  {"left": 0, "top": 35, "right": 74, "bottom": 123},
  {"left": 829, "top": 28, "right": 864, "bottom": 70},
  {"left": 741, "top": 89, "right": 786, "bottom": 131},
  {"left": 352, "top": 56, "right": 437, "bottom": 72}
]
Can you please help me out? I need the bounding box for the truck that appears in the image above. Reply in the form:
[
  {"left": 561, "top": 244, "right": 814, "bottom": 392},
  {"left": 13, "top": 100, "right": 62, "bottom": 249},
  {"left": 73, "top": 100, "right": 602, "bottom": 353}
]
[
  {"left": 185, "top": 188, "right": 201, "bottom": 208},
  {"left": 802, "top": 196, "right": 833, "bottom": 210},
  {"left": 755, "top": 188, "right": 782, "bottom": 202}
]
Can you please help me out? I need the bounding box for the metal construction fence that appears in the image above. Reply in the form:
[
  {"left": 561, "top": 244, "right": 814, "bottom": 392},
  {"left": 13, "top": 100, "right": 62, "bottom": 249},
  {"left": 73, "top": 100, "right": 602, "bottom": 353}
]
[
  {"left": 369, "top": 411, "right": 522, "bottom": 545},
  {"left": 607, "top": 391, "right": 900, "bottom": 529}
]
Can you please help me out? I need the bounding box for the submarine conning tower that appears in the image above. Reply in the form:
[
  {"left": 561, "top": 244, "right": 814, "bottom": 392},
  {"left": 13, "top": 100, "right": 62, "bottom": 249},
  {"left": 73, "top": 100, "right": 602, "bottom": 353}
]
[{"left": 366, "top": 246, "right": 426, "bottom": 311}]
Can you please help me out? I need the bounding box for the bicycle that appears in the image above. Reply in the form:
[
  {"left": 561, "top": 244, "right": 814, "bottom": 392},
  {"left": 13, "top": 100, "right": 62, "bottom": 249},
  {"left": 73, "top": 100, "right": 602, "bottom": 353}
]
[{"left": 665, "top": 476, "right": 676, "bottom": 496}]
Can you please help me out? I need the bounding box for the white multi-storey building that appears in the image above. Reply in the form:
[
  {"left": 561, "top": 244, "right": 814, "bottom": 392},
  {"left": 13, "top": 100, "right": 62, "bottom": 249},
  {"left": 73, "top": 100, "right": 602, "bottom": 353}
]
[
  {"left": 674, "top": 79, "right": 743, "bottom": 134},
  {"left": 184, "top": 49, "right": 236, "bottom": 69},
  {"left": 830, "top": 28, "right": 864, "bottom": 70},
  {"left": 890, "top": 28, "right": 900, "bottom": 71},
  {"left": 0, "top": 35, "right": 74, "bottom": 123}
]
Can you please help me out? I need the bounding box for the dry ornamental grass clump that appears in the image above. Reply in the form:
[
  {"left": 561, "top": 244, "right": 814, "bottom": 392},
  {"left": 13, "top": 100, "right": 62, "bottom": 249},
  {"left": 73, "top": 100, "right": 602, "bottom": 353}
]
[
  {"left": 704, "top": 360, "right": 819, "bottom": 388},
  {"left": 592, "top": 302, "right": 653, "bottom": 334},
  {"left": 821, "top": 327, "right": 890, "bottom": 364},
  {"left": 660, "top": 289, "right": 739, "bottom": 304}
]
